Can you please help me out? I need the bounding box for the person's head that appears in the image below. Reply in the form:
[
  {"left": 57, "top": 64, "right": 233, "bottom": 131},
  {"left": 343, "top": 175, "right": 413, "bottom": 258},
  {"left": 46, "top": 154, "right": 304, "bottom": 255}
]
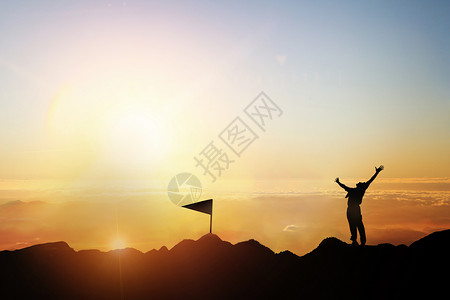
[{"left": 356, "top": 182, "right": 364, "bottom": 188}]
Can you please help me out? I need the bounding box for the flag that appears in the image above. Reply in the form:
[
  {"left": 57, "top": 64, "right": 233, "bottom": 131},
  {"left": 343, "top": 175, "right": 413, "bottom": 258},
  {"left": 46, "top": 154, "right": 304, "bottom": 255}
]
[
  {"left": 182, "top": 199, "right": 212, "bottom": 215},
  {"left": 182, "top": 199, "right": 213, "bottom": 233}
]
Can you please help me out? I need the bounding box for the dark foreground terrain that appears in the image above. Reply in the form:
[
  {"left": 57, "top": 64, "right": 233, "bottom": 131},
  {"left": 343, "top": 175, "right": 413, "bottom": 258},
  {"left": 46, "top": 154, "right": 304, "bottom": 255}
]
[{"left": 0, "top": 230, "right": 449, "bottom": 300}]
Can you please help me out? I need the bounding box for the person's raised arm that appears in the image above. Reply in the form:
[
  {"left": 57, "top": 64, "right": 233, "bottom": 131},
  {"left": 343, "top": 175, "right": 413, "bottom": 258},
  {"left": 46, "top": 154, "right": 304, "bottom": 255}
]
[
  {"left": 335, "top": 177, "right": 350, "bottom": 191},
  {"left": 366, "top": 165, "right": 384, "bottom": 186}
]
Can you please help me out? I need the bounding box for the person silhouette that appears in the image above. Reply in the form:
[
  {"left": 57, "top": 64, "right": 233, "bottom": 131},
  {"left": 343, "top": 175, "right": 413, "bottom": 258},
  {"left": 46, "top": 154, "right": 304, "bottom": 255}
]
[{"left": 335, "top": 165, "right": 384, "bottom": 246}]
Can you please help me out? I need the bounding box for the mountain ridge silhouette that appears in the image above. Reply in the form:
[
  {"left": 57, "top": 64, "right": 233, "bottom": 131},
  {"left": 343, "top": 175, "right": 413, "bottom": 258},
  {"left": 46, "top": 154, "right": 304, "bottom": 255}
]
[{"left": 0, "top": 230, "right": 448, "bottom": 299}]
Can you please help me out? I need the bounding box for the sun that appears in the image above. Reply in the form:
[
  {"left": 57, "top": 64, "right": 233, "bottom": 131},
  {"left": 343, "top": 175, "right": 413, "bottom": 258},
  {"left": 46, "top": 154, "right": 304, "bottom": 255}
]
[
  {"left": 101, "top": 106, "right": 171, "bottom": 171},
  {"left": 46, "top": 78, "right": 176, "bottom": 178},
  {"left": 111, "top": 238, "right": 126, "bottom": 250}
]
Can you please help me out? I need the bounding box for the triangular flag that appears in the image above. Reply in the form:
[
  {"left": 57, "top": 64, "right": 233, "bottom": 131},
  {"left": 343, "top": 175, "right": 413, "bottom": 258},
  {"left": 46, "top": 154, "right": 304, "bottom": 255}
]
[{"left": 182, "top": 199, "right": 212, "bottom": 215}]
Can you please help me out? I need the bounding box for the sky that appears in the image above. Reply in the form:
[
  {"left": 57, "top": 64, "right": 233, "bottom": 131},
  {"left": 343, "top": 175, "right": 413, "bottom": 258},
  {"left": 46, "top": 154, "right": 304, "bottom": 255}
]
[{"left": 0, "top": 0, "right": 449, "bottom": 255}]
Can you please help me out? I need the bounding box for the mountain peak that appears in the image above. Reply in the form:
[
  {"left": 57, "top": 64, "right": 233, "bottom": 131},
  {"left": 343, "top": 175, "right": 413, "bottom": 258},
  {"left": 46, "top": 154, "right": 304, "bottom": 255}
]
[
  {"left": 158, "top": 245, "right": 168, "bottom": 252},
  {"left": 317, "top": 237, "right": 348, "bottom": 249},
  {"left": 107, "top": 247, "right": 143, "bottom": 256},
  {"left": 18, "top": 241, "right": 75, "bottom": 256},
  {"left": 410, "top": 228, "right": 450, "bottom": 249},
  {"left": 170, "top": 233, "right": 231, "bottom": 253},
  {"left": 23, "top": 241, "right": 72, "bottom": 250},
  {"left": 197, "top": 232, "right": 223, "bottom": 243},
  {"left": 234, "top": 238, "right": 274, "bottom": 256},
  {"left": 194, "top": 233, "right": 229, "bottom": 249}
]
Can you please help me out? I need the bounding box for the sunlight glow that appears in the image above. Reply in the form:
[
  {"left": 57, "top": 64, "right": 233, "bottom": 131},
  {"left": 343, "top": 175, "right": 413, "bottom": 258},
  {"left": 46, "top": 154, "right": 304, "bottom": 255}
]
[
  {"left": 111, "top": 238, "right": 126, "bottom": 250},
  {"left": 43, "top": 75, "right": 175, "bottom": 178},
  {"left": 102, "top": 107, "right": 169, "bottom": 168}
]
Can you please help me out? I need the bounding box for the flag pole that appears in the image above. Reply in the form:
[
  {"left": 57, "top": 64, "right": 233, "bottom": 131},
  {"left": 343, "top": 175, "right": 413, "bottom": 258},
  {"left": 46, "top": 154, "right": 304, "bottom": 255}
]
[
  {"left": 209, "top": 211, "right": 212, "bottom": 233},
  {"left": 181, "top": 198, "right": 213, "bottom": 234}
]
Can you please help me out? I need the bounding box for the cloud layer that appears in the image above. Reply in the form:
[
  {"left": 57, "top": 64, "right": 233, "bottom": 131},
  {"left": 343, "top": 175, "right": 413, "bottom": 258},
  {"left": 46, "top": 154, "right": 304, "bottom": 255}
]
[{"left": 0, "top": 179, "right": 449, "bottom": 255}]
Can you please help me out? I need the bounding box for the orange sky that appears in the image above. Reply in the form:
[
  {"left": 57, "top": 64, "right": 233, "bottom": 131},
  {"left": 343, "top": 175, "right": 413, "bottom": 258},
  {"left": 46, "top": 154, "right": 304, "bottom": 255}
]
[{"left": 0, "top": 178, "right": 449, "bottom": 255}]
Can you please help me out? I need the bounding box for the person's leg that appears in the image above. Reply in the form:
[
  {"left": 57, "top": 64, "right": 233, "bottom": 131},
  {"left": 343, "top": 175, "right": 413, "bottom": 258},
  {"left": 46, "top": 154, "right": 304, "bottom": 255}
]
[
  {"left": 354, "top": 206, "right": 366, "bottom": 245},
  {"left": 347, "top": 210, "right": 358, "bottom": 245},
  {"left": 357, "top": 217, "right": 366, "bottom": 245}
]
